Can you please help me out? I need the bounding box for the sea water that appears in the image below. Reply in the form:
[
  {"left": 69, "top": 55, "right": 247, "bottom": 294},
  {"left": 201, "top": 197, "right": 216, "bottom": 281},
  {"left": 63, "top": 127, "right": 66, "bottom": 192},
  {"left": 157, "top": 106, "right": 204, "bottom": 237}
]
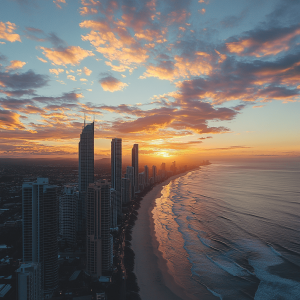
[{"left": 152, "top": 160, "right": 300, "bottom": 300}]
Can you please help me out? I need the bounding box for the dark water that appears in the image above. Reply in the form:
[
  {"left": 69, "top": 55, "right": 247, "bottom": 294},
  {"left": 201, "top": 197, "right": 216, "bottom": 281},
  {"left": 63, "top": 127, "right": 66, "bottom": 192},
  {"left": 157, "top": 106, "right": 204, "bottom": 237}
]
[{"left": 152, "top": 161, "right": 300, "bottom": 299}]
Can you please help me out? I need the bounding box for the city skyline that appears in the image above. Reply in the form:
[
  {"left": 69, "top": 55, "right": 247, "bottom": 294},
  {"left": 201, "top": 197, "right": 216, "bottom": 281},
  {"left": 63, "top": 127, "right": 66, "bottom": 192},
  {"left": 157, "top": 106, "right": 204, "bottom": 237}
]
[{"left": 0, "top": 0, "right": 299, "bottom": 162}]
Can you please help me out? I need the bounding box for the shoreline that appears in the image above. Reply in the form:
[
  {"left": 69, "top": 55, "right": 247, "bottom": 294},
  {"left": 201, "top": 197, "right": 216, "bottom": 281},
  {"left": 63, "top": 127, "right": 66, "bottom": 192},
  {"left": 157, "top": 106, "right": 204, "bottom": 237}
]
[{"left": 131, "top": 169, "right": 198, "bottom": 300}]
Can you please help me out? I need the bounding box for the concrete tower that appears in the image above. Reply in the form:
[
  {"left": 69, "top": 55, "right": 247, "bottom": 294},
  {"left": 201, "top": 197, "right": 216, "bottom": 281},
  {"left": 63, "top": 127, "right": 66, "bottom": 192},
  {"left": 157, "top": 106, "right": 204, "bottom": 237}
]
[
  {"left": 132, "top": 144, "right": 139, "bottom": 193},
  {"left": 78, "top": 122, "right": 94, "bottom": 233},
  {"left": 22, "top": 178, "right": 58, "bottom": 298},
  {"left": 111, "top": 138, "right": 122, "bottom": 219},
  {"left": 86, "top": 180, "right": 112, "bottom": 278}
]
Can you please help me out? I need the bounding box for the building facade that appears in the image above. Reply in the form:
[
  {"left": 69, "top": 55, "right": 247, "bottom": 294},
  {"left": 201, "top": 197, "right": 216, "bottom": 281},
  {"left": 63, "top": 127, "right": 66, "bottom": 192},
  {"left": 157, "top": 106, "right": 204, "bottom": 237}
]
[
  {"left": 59, "top": 185, "right": 78, "bottom": 248},
  {"left": 16, "top": 263, "right": 41, "bottom": 300},
  {"left": 111, "top": 138, "right": 122, "bottom": 219},
  {"left": 125, "top": 166, "right": 134, "bottom": 200},
  {"left": 144, "top": 165, "right": 149, "bottom": 187},
  {"left": 121, "top": 177, "right": 131, "bottom": 204},
  {"left": 152, "top": 165, "right": 157, "bottom": 183},
  {"left": 132, "top": 144, "right": 139, "bottom": 193},
  {"left": 22, "top": 178, "right": 58, "bottom": 298},
  {"left": 78, "top": 122, "right": 94, "bottom": 233},
  {"left": 86, "top": 180, "right": 112, "bottom": 278}
]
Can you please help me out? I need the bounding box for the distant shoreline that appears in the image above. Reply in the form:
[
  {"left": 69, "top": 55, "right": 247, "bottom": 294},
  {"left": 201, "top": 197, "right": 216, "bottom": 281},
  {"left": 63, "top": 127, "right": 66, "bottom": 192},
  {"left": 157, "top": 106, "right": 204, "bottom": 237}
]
[{"left": 131, "top": 168, "right": 200, "bottom": 300}]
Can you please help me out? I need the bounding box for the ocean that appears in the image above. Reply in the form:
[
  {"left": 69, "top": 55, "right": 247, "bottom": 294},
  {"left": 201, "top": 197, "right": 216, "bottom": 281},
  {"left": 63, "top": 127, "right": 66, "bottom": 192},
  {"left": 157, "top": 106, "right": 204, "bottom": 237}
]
[{"left": 152, "top": 160, "right": 300, "bottom": 300}]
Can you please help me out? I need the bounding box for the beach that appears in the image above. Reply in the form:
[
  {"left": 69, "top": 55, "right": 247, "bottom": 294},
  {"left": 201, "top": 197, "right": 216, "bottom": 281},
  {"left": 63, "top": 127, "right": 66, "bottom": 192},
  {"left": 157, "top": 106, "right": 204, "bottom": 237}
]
[{"left": 131, "top": 172, "right": 196, "bottom": 300}]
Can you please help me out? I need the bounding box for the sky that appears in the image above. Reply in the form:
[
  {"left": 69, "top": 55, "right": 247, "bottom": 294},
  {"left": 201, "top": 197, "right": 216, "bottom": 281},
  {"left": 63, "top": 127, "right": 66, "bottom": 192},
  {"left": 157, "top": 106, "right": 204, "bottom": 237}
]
[{"left": 0, "top": 0, "right": 300, "bottom": 163}]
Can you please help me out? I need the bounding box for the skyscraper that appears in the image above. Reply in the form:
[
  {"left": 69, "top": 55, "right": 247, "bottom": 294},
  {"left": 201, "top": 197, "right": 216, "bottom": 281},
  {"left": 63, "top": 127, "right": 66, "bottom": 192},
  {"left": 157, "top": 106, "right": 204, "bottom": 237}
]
[
  {"left": 59, "top": 185, "right": 78, "bottom": 248},
  {"left": 152, "top": 165, "right": 157, "bottom": 183},
  {"left": 111, "top": 138, "right": 122, "bottom": 219},
  {"left": 86, "top": 180, "right": 112, "bottom": 278},
  {"left": 122, "top": 177, "right": 131, "bottom": 204},
  {"left": 22, "top": 178, "right": 58, "bottom": 298},
  {"left": 78, "top": 121, "right": 94, "bottom": 233},
  {"left": 132, "top": 144, "right": 139, "bottom": 193},
  {"left": 144, "top": 165, "right": 149, "bottom": 186},
  {"left": 125, "top": 166, "right": 134, "bottom": 200}
]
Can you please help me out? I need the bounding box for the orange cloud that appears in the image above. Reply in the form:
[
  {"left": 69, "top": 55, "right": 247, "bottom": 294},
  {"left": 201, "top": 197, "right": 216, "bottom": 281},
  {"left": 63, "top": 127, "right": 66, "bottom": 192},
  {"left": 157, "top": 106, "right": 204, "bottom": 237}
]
[
  {"left": 6, "top": 60, "right": 26, "bottom": 70},
  {"left": 53, "top": 0, "right": 66, "bottom": 9},
  {"left": 200, "top": 8, "right": 206, "bottom": 14},
  {"left": 141, "top": 52, "right": 213, "bottom": 81},
  {"left": 83, "top": 66, "right": 92, "bottom": 76},
  {"left": 0, "top": 21, "right": 21, "bottom": 43},
  {"left": 0, "top": 110, "right": 25, "bottom": 130},
  {"left": 67, "top": 75, "right": 76, "bottom": 81},
  {"left": 80, "top": 20, "right": 149, "bottom": 67},
  {"left": 226, "top": 27, "right": 300, "bottom": 57},
  {"left": 80, "top": 6, "right": 98, "bottom": 15},
  {"left": 40, "top": 46, "right": 94, "bottom": 66},
  {"left": 49, "top": 68, "right": 64, "bottom": 75},
  {"left": 99, "top": 76, "right": 128, "bottom": 92},
  {"left": 37, "top": 56, "right": 48, "bottom": 63}
]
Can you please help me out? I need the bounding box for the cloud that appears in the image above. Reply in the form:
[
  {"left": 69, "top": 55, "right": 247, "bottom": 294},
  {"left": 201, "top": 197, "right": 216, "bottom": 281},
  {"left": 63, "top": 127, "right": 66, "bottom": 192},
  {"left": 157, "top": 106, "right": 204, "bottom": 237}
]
[
  {"left": 37, "top": 56, "right": 48, "bottom": 63},
  {"left": 53, "top": 0, "right": 66, "bottom": 9},
  {"left": 6, "top": 60, "right": 26, "bottom": 70},
  {"left": 67, "top": 75, "right": 76, "bottom": 81},
  {"left": 0, "top": 21, "right": 21, "bottom": 43},
  {"left": 25, "top": 27, "right": 67, "bottom": 48},
  {"left": 0, "top": 109, "right": 25, "bottom": 130},
  {"left": 49, "top": 68, "right": 64, "bottom": 75},
  {"left": 226, "top": 24, "right": 300, "bottom": 57},
  {"left": 141, "top": 51, "right": 215, "bottom": 81},
  {"left": 83, "top": 66, "right": 92, "bottom": 76},
  {"left": 40, "top": 46, "right": 94, "bottom": 66},
  {"left": 0, "top": 70, "right": 48, "bottom": 89},
  {"left": 99, "top": 76, "right": 128, "bottom": 92},
  {"left": 206, "top": 146, "right": 251, "bottom": 151},
  {"left": 0, "top": 89, "right": 36, "bottom": 98}
]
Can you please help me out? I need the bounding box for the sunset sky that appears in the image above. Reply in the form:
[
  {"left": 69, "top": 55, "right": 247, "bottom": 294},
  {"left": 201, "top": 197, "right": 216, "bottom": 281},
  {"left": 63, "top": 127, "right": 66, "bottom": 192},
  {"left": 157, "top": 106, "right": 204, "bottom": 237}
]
[{"left": 0, "top": 0, "right": 299, "bottom": 162}]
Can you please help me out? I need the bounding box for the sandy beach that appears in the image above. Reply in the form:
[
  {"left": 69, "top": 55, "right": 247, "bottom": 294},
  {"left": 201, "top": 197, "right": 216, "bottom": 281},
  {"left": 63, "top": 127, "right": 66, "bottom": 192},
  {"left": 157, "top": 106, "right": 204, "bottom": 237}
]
[{"left": 131, "top": 172, "right": 195, "bottom": 300}]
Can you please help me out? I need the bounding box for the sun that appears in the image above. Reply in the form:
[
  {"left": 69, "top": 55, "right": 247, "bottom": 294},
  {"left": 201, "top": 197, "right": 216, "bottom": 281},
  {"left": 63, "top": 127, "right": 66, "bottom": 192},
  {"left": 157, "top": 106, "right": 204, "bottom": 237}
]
[{"left": 156, "top": 151, "right": 171, "bottom": 157}]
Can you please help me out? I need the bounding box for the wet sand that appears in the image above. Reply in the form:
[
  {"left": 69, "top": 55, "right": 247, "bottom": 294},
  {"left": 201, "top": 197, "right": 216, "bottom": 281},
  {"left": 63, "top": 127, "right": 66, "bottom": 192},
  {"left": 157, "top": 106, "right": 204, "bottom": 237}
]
[{"left": 131, "top": 173, "right": 194, "bottom": 300}]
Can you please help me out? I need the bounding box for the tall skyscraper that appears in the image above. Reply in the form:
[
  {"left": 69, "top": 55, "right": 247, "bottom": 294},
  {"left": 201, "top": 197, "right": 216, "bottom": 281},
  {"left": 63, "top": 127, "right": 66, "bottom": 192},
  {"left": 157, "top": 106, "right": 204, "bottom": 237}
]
[
  {"left": 59, "top": 185, "right": 78, "bottom": 248},
  {"left": 122, "top": 177, "right": 131, "bottom": 204},
  {"left": 86, "top": 180, "right": 112, "bottom": 278},
  {"left": 152, "top": 165, "right": 157, "bottom": 183},
  {"left": 111, "top": 138, "right": 122, "bottom": 219},
  {"left": 132, "top": 144, "right": 139, "bottom": 193},
  {"left": 22, "top": 178, "right": 58, "bottom": 298},
  {"left": 78, "top": 121, "right": 94, "bottom": 233},
  {"left": 144, "top": 165, "right": 149, "bottom": 186},
  {"left": 125, "top": 166, "right": 134, "bottom": 200}
]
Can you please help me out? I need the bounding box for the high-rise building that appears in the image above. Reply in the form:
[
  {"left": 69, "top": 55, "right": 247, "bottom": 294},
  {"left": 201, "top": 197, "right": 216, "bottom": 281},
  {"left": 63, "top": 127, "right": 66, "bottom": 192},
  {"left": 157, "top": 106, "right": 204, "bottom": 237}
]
[
  {"left": 78, "top": 122, "right": 94, "bottom": 233},
  {"left": 59, "top": 185, "right": 78, "bottom": 248},
  {"left": 132, "top": 144, "right": 139, "bottom": 193},
  {"left": 152, "top": 165, "right": 157, "bottom": 183},
  {"left": 111, "top": 138, "right": 122, "bottom": 218},
  {"left": 22, "top": 178, "right": 58, "bottom": 298},
  {"left": 138, "top": 172, "right": 145, "bottom": 192},
  {"left": 16, "top": 263, "right": 41, "bottom": 300},
  {"left": 86, "top": 180, "right": 112, "bottom": 278},
  {"left": 144, "top": 165, "right": 149, "bottom": 186},
  {"left": 125, "top": 166, "right": 134, "bottom": 200},
  {"left": 122, "top": 177, "right": 131, "bottom": 204}
]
